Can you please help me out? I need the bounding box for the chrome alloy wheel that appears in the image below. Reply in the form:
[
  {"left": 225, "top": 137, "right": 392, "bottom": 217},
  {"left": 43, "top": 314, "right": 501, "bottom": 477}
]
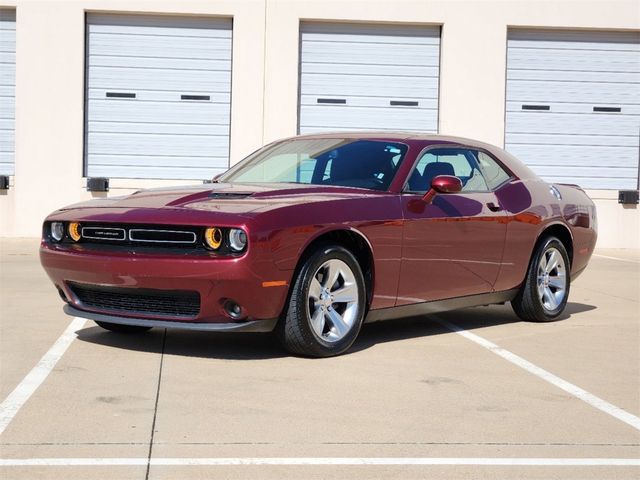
[
  {"left": 537, "top": 247, "right": 567, "bottom": 311},
  {"left": 307, "top": 259, "right": 360, "bottom": 343}
]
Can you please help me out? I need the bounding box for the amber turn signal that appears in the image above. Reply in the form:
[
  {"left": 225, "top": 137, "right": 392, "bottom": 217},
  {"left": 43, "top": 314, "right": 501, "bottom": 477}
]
[
  {"left": 68, "top": 222, "right": 81, "bottom": 242},
  {"left": 204, "top": 227, "right": 223, "bottom": 250}
]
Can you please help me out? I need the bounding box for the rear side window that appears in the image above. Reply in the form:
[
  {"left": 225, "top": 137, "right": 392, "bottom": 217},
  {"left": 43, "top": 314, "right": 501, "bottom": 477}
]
[
  {"left": 477, "top": 151, "right": 511, "bottom": 190},
  {"left": 406, "top": 147, "right": 489, "bottom": 192}
]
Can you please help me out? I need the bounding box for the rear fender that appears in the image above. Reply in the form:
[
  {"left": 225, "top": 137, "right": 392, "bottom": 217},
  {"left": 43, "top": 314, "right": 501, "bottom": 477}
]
[{"left": 552, "top": 183, "right": 597, "bottom": 276}]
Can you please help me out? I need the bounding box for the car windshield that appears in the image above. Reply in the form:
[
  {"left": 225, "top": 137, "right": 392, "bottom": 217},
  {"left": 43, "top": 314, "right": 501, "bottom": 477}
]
[{"left": 219, "top": 138, "right": 408, "bottom": 191}]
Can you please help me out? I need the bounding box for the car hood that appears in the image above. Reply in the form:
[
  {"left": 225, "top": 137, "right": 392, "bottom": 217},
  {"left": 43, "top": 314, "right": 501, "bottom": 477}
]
[{"left": 58, "top": 182, "right": 385, "bottom": 216}]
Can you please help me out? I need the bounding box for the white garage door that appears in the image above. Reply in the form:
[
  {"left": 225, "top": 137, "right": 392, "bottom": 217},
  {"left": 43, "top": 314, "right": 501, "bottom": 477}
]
[
  {"left": 505, "top": 29, "right": 640, "bottom": 190},
  {"left": 86, "top": 14, "right": 232, "bottom": 180},
  {"left": 299, "top": 23, "right": 440, "bottom": 134},
  {"left": 0, "top": 9, "right": 15, "bottom": 175}
]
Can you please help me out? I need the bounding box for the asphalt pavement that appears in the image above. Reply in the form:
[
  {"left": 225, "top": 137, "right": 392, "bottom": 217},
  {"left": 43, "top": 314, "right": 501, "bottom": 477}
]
[{"left": 1, "top": 239, "right": 638, "bottom": 479}]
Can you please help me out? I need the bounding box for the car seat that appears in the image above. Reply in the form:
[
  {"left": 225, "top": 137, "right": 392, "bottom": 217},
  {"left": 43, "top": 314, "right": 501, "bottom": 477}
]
[{"left": 421, "top": 162, "right": 455, "bottom": 189}]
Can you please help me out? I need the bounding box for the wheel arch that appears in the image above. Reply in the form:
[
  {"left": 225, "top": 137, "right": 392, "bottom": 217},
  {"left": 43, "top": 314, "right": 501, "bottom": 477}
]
[
  {"left": 288, "top": 228, "right": 375, "bottom": 311},
  {"left": 535, "top": 221, "right": 574, "bottom": 268}
]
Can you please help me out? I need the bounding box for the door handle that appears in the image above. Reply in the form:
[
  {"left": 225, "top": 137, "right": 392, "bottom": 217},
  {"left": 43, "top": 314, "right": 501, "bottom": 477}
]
[{"left": 487, "top": 202, "right": 503, "bottom": 212}]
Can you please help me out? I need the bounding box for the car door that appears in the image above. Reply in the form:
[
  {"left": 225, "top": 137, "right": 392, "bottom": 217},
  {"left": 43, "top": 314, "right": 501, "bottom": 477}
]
[{"left": 396, "top": 146, "right": 508, "bottom": 305}]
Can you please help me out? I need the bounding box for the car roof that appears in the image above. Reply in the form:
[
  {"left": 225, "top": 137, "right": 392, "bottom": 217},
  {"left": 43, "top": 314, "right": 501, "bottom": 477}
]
[{"left": 288, "top": 131, "right": 501, "bottom": 150}]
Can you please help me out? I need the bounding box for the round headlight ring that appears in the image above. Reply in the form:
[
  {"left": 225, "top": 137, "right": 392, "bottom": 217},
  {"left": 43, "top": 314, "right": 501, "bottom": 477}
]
[
  {"left": 229, "top": 228, "right": 247, "bottom": 252},
  {"left": 204, "top": 227, "right": 223, "bottom": 250},
  {"left": 50, "top": 222, "right": 64, "bottom": 242},
  {"left": 68, "top": 222, "right": 81, "bottom": 242}
]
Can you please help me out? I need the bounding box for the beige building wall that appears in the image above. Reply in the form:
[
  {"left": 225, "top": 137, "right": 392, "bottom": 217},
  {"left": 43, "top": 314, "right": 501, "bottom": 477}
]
[{"left": 0, "top": 0, "right": 639, "bottom": 248}]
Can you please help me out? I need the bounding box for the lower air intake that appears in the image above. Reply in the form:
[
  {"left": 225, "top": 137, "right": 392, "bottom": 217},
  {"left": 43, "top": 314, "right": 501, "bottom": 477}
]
[{"left": 68, "top": 282, "right": 200, "bottom": 318}]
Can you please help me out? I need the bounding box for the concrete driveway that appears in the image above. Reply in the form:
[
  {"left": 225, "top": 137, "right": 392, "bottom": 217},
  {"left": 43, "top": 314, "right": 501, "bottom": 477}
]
[{"left": 1, "top": 239, "right": 638, "bottom": 479}]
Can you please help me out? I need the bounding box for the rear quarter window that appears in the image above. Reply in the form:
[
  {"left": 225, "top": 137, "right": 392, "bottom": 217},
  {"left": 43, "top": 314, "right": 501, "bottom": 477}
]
[{"left": 477, "top": 151, "right": 511, "bottom": 190}]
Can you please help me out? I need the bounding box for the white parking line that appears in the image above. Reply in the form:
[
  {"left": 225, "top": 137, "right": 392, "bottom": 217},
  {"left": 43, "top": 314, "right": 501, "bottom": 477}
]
[
  {"left": 592, "top": 254, "right": 640, "bottom": 264},
  {"left": 0, "top": 457, "right": 638, "bottom": 466},
  {"left": 0, "top": 317, "right": 86, "bottom": 436},
  {"left": 434, "top": 317, "right": 640, "bottom": 432}
]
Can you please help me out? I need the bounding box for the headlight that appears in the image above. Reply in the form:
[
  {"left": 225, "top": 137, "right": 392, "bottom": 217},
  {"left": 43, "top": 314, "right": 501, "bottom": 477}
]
[
  {"left": 68, "top": 222, "right": 81, "bottom": 242},
  {"left": 50, "top": 222, "right": 64, "bottom": 242},
  {"left": 228, "top": 228, "right": 247, "bottom": 252},
  {"left": 204, "top": 227, "right": 223, "bottom": 250}
]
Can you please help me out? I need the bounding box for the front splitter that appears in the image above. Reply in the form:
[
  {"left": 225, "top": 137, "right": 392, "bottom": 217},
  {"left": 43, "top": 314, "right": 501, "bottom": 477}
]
[{"left": 63, "top": 305, "right": 278, "bottom": 333}]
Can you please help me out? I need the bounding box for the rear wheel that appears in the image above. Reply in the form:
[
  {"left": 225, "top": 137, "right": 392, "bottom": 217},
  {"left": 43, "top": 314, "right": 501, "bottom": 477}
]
[
  {"left": 95, "top": 321, "right": 152, "bottom": 334},
  {"left": 278, "top": 244, "right": 366, "bottom": 357},
  {"left": 511, "top": 236, "right": 570, "bottom": 322}
]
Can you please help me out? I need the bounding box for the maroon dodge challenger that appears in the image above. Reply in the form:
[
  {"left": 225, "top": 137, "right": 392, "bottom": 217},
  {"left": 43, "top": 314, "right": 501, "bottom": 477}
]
[{"left": 40, "top": 133, "right": 597, "bottom": 357}]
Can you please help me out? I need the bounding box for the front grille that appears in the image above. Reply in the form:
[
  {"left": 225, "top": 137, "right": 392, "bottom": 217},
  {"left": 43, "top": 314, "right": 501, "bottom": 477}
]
[
  {"left": 68, "top": 282, "right": 200, "bottom": 318},
  {"left": 80, "top": 225, "right": 197, "bottom": 246}
]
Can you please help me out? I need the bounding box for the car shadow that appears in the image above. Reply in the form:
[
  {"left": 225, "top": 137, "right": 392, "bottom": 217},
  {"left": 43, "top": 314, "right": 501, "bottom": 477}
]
[
  {"left": 353, "top": 301, "right": 597, "bottom": 352},
  {"left": 74, "top": 302, "right": 597, "bottom": 360},
  {"left": 76, "top": 326, "right": 285, "bottom": 360},
  {"left": 556, "top": 301, "right": 598, "bottom": 319}
]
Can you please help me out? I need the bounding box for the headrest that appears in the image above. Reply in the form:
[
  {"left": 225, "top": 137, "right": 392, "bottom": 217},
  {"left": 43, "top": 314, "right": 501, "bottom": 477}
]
[
  {"left": 423, "top": 162, "right": 455, "bottom": 182},
  {"left": 329, "top": 145, "right": 395, "bottom": 181}
]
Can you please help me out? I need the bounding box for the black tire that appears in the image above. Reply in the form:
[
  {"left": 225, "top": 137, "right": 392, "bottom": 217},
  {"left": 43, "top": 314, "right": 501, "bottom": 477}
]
[
  {"left": 511, "top": 236, "right": 571, "bottom": 322},
  {"left": 277, "top": 244, "right": 366, "bottom": 357},
  {"left": 95, "top": 321, "right": 152, "bottom": 334}
]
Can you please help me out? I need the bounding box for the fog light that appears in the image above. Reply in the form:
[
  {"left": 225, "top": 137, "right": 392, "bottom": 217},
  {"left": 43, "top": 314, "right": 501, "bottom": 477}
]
[
  {"left": 68, "top": 222, "right": 81, "bottom": 242},
  {"left": 228, "top": 228, "right": 247, "bottom": 252},
  {"left": 224, "top": 300, "right": 243, "bottom": 319},
  {"left": 204, "top": 227, "right": 223, "bottom": 250},
  {"left": 50, "top": 222, "right": 64, "bottom": 242}
]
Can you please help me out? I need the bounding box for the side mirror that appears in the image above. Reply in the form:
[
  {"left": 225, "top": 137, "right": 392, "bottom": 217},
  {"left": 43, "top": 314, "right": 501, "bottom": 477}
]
[{"left": 422, "top": 175, "right": 462, "bottom": 203}]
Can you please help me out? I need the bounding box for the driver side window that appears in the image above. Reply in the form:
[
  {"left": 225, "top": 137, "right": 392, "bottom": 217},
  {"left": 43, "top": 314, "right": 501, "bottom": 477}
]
[{"left": 407, "top": 148, "right": 489, "bottom": 193}]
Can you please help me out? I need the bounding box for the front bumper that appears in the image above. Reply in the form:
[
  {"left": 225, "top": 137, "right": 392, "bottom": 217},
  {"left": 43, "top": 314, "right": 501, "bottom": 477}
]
[{"left": 40, "top": 243, "right": 291, "bottom": 326}]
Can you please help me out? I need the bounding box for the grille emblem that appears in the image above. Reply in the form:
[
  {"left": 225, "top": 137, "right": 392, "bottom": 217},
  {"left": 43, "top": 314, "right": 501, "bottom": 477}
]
[{"left": 81, "top": 227, "right": 126, "bottom": 241}]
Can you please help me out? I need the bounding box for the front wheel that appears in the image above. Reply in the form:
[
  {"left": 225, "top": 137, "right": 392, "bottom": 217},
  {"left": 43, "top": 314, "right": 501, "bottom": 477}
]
[
  {"left": 511, "top": 236, "right": 570, "bottom": 322},
  {"left": 277, "top": 244, "right": 366, "bottom": 357},
  {"left": 95, "top": 321, "right": 152, "bottom": 334}
]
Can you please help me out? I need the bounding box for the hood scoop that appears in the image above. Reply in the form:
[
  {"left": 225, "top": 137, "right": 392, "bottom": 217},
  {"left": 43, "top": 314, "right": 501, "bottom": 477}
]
[{"left": 209, "top": 192, "right": 254, "bottom": 199}]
